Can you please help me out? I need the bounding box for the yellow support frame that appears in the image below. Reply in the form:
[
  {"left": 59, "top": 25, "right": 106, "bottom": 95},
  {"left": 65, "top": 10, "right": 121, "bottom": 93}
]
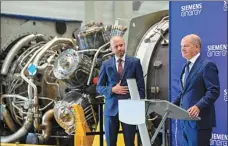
[{"left": 72, "top": 104, "right": 94, "bottom": 146}]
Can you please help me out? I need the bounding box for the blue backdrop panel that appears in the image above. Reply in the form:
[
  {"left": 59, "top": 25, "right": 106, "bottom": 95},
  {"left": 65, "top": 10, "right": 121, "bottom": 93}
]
[{"left": 169, "top": 1, "right": 227, "bottom": 146}]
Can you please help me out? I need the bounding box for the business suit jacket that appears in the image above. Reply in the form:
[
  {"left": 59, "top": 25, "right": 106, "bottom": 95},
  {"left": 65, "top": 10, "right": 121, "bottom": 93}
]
[
  {"left": 173, "top": 55, "right": 220, "bottom": 129},
  {"left": 96, "top": 55, "right": 145, "bottom": 116}
]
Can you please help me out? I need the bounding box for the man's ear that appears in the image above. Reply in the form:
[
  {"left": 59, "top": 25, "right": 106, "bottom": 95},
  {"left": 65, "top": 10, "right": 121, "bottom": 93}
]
[{"left": 196, "top": 44, "right": 200, "bottom": 51}]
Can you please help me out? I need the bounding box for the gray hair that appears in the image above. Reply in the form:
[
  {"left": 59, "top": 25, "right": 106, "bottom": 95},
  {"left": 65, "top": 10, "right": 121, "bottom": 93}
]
[{"left": 183, "top": 34, "right": 201, "bottom": 48}]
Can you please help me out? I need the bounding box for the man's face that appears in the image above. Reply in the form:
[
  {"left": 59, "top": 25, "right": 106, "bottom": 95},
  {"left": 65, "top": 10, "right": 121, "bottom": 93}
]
[
  {"left": 111, "top": 37, "right": 125, "bottom": 58},
  {"left": 181, "top": 38, "right": 199, "bottom": 60}
]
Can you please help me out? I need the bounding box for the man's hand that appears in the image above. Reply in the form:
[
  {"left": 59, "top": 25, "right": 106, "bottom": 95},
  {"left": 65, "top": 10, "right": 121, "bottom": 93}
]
[
  {"left": 112, "top": 81, "right": 129, "bottom": 95},
  {"left": 187, "top": 105, "right": 200, "bottom": 119}
]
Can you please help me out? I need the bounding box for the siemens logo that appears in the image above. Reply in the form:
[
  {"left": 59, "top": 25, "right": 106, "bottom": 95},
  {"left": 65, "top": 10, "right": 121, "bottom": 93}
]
[
  {"left": 207, "top": 44, "right": 227, "bottom": 57},
  {"left": 210, "top": 133, "right": 228, "bottom": 146},
  {"left": 224, "top": 89, "right": 227, "bottom": 102},
  {"left": 181, "top": 3, "right": 202, "bottom": 17},
  {"left": 224, "top": 1, "right": 228, "bottom": 11}
]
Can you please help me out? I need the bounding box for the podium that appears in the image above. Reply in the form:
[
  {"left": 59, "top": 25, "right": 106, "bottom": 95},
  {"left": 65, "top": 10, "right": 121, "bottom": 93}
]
[{"left": 118, "top": 79, "right": 200, "bottom": 146}]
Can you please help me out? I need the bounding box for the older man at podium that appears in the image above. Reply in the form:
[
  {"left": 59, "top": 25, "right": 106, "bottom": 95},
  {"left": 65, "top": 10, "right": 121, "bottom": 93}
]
[{"left": 172, "top": 34, "right": 220, "bottom": 146}]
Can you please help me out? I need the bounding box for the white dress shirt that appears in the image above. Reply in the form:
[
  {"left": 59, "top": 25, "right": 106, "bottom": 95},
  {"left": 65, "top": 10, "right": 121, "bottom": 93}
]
[
  {"left": 115, "top": 54, "right": 125, "bottom": 72},
  {"left": 182, "top": 53, "right": 200, "bottom": 85}
]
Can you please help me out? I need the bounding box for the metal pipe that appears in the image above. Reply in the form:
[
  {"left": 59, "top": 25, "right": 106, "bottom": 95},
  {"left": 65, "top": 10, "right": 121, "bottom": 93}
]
[
  {"left": 103, "top": 52, "right": 114, "bottom": 58},
  {"left": 37, "top": 54, "right": 56, "bottom": 70},
  {"left": 28, "top": 79, "right": 33, "bottom": 100},
  {"left": 0, "top": 115, "right": 32, "bottom": 143},
  {"left": 1, "top": 34, "right": 46, "bottom": 75},
  {"left": 21, "top": 47, "right": 44, "bottom": 97},
  {"left": 12, "top": 103, "right": 23, "bottom": 126},
  {"left": 12, "top": 102, "right": 28, "bottom": 115},
  {"left": 76, "top": 49, "right": 97, "bottom": 53},
  {"left": 39, "top": 101, "right": 54, "bottom": 111},
  {"left": 18, "top": 43, "right": 45, "bottom": 67},
  {"left": 100, "top": 48, "right": 111, "bottom": 53},
  {"left": 39, "top": 97, "right": 55, "bottom": 101},
  {"left": 39, "top": 109, "right": 54, "bottom": 143},
  {"left": 9, "top": 44, "right": 40, "bottom": 76},
  {"left": 1, "top": 34, "right": 35, "bottom": 75},
  {"left": 20, "top": 47, "right": 44, "bottom": 130},
  {"left": 33, "top": 95, "right": 39, "bottom": 130},
  {"left": 36, "top": 34, "right": 49, "bottom": 42},
  {"left": 33, "top": 37, "right": 74, "bottom": 65},
  {"left": 87, "top": 42, "right": 110, "bottom": 85},
  {"left": 2, "top": 105, "right": 17, "bottom": 132},
  {"left": 155, "top": 16, "right": 169, "bottom": 30},
  {"left": 1, "top": 94, "right": 28, "bottom": 101}
]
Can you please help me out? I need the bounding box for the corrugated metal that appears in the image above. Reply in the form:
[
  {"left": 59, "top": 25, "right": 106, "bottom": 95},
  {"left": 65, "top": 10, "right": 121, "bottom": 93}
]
[{"left": 1, "top": 1, "right": 84, "bottom": 21}]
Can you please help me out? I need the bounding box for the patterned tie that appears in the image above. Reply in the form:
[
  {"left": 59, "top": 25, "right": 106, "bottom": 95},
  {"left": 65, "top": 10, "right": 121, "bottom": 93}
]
[
  {"left": 184, "top": 61, "right": 191, "bottom": 86},
  {"left": 118, "top": 59, "right": 123, "bottom": 78}
]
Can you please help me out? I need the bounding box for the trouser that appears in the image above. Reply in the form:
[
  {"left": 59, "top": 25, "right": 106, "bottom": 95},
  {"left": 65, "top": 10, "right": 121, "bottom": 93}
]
[
  {"left": 104, "top": 114, "right": 136, "bottom": 146},
  {"left": 181, "top": 121, "right": 212, "bottom": 146}
]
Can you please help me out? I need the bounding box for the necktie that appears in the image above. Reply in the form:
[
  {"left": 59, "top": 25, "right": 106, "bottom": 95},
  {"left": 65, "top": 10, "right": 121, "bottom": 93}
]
[
  {"left": 118, "top": 59, "right": 123, "bottom": 78},
  {"left": 184, "top": 61, "right": 191, "bottom": 86}
]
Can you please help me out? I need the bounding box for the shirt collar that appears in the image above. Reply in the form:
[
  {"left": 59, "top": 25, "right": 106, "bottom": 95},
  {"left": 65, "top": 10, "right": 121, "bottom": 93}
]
[
  {"left": 189, "top": 53, "right": 200, "bottom": 64},
  {"left": 115, "top": 54, "right": 126, "bottom": 62}
]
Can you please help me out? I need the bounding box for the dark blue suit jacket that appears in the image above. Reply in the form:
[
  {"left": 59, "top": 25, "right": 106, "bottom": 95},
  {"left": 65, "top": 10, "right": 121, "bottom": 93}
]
[
  {"left": 173, "top": 55, "right": 220, "bottom": 129},
  {"left": 96, "top": 55, "right": 145, "bottom": 116}
]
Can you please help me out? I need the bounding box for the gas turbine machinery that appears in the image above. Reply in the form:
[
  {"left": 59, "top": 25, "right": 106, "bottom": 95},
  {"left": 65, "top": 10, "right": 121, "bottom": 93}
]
[{"left": 0, "top": 22, "right": 127, "bottom": 145}]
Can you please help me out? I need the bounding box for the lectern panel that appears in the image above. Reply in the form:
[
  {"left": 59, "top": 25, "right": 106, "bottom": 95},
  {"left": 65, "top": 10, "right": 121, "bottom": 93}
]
[
  {"left": 118, "top": 100, "right": 146, "bottom": 125},
  {"left": 144, "top": 99, "right": 201, "bottom": 120}
]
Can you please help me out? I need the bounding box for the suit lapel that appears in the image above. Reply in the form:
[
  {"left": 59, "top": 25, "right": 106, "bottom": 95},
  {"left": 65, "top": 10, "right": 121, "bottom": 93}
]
[
  {"left": 180, "top": 65, "right": 186, "bottom": 90},
  {"left": 183, "top": 55, "right": 203, "bottom": 91},
  {"left": 111, "top": 57, "right": 119, "bottom": 76},
  {"left": 121, "top": 56, "right": 130, "bottom": 80}
]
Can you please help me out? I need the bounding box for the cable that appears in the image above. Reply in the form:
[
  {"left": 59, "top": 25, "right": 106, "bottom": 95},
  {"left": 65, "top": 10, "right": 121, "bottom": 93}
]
[{"left": 146, "top": 102, "right": 152, "bottom": 117}]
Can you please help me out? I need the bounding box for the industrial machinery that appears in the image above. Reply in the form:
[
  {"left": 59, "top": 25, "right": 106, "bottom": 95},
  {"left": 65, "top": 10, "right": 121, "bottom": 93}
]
[{"left": 0, "top": 10, "right": 169, "bottom": 145}]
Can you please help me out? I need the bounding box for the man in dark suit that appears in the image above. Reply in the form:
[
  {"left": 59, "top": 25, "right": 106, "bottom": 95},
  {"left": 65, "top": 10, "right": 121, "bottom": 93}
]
[
  {"left": 173, "top": 34, "right": 220, "bottom": 146},
  {"left": 96, "top": 36, "right": 145, "bottom": 146}
]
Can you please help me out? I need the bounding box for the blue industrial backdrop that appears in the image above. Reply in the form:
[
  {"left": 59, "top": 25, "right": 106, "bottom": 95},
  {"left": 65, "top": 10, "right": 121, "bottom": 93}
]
[{"left": 169, "top": 1, "right": 227, "bottom": 146}]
